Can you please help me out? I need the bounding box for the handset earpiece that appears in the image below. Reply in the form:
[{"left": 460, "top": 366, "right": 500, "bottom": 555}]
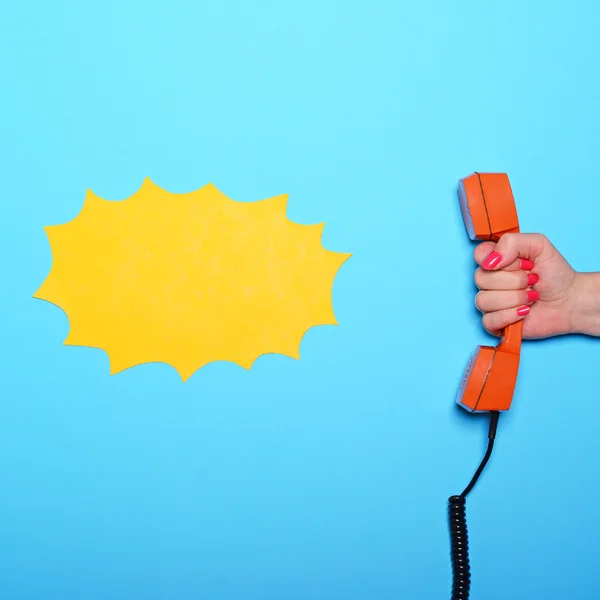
[{"left": 456, "top": 173, "right": 522, "bottom": 412}]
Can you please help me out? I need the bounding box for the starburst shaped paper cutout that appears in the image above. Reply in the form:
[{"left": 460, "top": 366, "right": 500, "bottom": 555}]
[{"left": 34, "top": 179, "right": 351, "bottom": 381}]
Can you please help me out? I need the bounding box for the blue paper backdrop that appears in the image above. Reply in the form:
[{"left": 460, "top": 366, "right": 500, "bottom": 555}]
[{"left": 2, "top": 1, "right": 600, "bottom": 598}]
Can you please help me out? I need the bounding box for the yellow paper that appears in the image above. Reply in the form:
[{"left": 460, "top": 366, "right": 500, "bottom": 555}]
[{"left": 34, "top": 179, "right": 351, "bottom": 381}]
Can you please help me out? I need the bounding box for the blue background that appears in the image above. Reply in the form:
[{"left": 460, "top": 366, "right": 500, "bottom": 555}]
[{"left": 2, "top": 1, "right": 600, "bottom": 598}]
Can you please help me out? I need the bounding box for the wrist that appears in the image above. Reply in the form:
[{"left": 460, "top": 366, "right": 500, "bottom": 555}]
[{"left": 570, "top": 272, "right": 600, "bottom": 336}]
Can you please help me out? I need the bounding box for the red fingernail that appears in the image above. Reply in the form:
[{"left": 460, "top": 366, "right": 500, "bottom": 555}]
[
  {"left": 527, "top": 273, "right": 539, "bottom": 286},
  {"left": 517, "top": 305, "right": 530, "bottom": 316},
  {"left": 482, "top": 251, "right": 503, "bottom": 269},
  {"left": 527, "top": 290, "right": 539, "bottom": 302},
  {"left": 521, "top": 259, "right": 534, "bottom": 270}
]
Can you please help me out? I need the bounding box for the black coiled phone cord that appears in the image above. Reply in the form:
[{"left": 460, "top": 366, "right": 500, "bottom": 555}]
[{"left": 448, "top": 411, "right": 500, "bottom": 600}]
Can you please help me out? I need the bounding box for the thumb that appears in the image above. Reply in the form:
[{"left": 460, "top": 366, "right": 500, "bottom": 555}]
[
  {"left": 473, "top": 241, "right": 497, "bottom": 266},
  {"left": 480, "top": 233, "right": 546, "bottom": 271}
]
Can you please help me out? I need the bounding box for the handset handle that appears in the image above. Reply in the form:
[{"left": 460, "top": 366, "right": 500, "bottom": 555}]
[
  {"left": 491, "top": 231, "right": 523, "bottom": 357},
  {"left": 490, "top": 230, "right": 523, "bottom": 354},
  {"left": 498, "top": 319, "right": 522, "bottom": 355}
]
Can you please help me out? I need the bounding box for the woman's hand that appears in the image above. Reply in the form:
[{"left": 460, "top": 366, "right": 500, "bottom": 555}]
[{"left": 473, "top": 233, "right": 598, "bottom": 338}]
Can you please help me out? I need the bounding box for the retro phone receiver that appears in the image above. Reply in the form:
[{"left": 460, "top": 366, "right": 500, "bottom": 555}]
[{"left": 456, "top": 173, "right": 521, "bottom": 413}]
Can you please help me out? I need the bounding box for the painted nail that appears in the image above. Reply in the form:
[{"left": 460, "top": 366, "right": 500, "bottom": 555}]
[
  {"left": 517, "top": 305, "right": 530, "bottom": 316},
  {"left": 482, "top": 251, "right": 503, "bottom": 269},
  {"left": 527, "top": 273, "right": 539, "bottom": 286},
  {"left": 521, "top": 259, "right": 534, "bottom": 271},
  {"left": 527, "top": 290, "right": 540, "bottom": 302}
]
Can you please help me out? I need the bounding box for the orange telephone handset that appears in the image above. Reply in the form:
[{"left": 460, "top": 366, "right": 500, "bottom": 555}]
[{"left": 456, "top": 173, "right": 522, "bottom": 412}]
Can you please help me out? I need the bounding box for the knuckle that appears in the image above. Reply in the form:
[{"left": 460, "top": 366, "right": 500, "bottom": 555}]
[
  {"left": 482, "top": 313, "right": 498, "bottom": 333},
  {"left": 474, "top": 290, "right": 486, "bottom": 311},
  {"left": 500, "top": 232, "right": 518, "bottom": 249},
  {"left": 474, "top": 268, "right": 485, "bottom": 288},
  {"left": 476, "top": 291, "right": 493, "bottom": 311},
  {"left": 529, "top": 232, "right": 550, "bottom": 252}
]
